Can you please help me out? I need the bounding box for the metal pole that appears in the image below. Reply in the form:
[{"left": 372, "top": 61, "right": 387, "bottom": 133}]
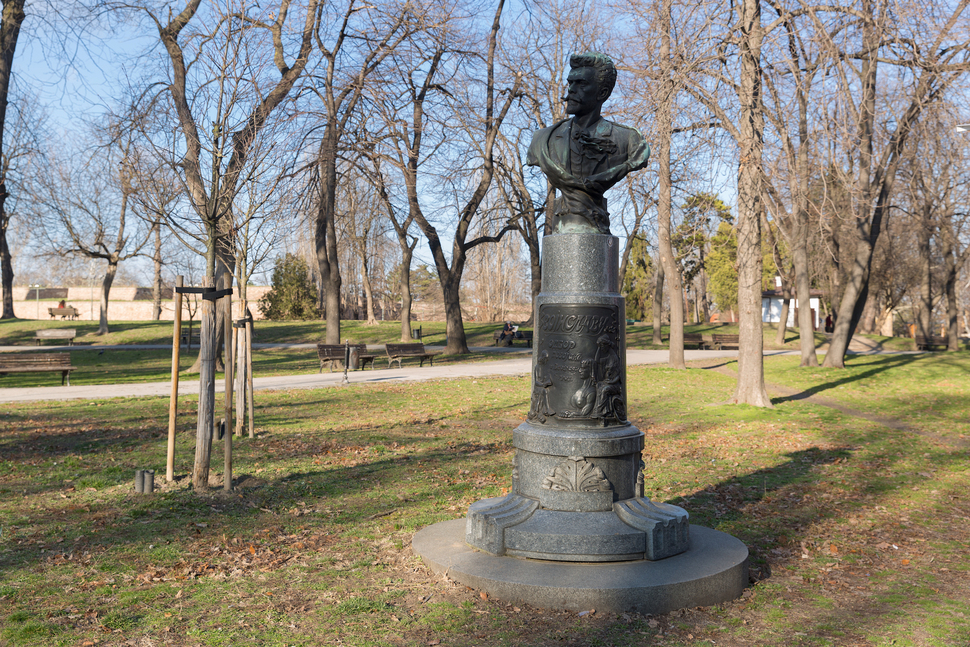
[
  {"left": 342, "top": 339, "right": 350, "bottom": 385},
  {"left": 167, "top": 276, "right": 184, "bottom": 482}
]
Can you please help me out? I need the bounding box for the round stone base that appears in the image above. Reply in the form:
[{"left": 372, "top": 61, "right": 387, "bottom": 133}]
[{"left": 413, "top": 519, "right": 748, "bottom": 615}]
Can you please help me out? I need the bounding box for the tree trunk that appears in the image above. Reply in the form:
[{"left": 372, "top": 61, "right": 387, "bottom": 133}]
[
  {"left": 858, "top": 292, "right": 878, "bottom": 334},
  {"left": 361, "top": 255, "right": 377, "bottom": 325},
  {"left": 441, "top": 269, "right": 468, "bottom": 354},
  {"left": 942, "top": 235, "right": 960, "bottom": 351},
  {"left": 235, "top": 299, "right": 247, "bottom": 437},
  {"left": 399, "top": 246, "right": 414, "bottom": 341},
  {"left": 187, "top": 260, "right": 229, "bottom": 372},
  {"left": 657, "top": 0, "right": 684, "bottom": 368},
  {"left": 652, "top": 258, "right": 664, "bottom": 346},
  {"left": 98, "top": 261, "right": 118, "bottom": 335},
  {"left": 775, "top": 282, "right": 790, "bottom": 346},
  {"left": 0, "top": 213, "right": 13, "bottom": 319},
  {"left": 152, "top": 219, "right": 163, "bottom": 320},
  {"left": 193, "top": 277, "right": 216, "bottom": 491},
  {"left": 729, "top": 0, "right": 772, "bottom": 407},
  {"left": 315, "top": 128, "right": 342, "bottom": 344},
  {"left": 699, "top": 266, "right": 710, "bottom": 324},
  {"left": 792, "top": 227, "right": 818, "bottom": 366},
  {"left": 0, "top": 0, "right": 25, "bottom": 320},
  {"left": 526, "top": 213, "right": 542, "bottom": 327},
  {"left": 916, "top": 214, "right": 932, "bottom": 338}
]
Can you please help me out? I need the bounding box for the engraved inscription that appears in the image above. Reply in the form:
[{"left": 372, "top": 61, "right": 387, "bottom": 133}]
[{"left": 528, "top": 303, "right": 626, "bottom": 424}]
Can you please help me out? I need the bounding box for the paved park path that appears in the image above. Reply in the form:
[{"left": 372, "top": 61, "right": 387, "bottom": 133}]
[
  {"left": 1, "top": 347, "right": 747, "bottom": 404},
  {"left": 0, "top": 335, "right": 914, "bottom": 405}
]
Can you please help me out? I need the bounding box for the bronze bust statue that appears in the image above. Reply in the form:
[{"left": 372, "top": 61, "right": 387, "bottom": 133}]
[{"left": 527, "top": 52, "right": 650, "bottom": 235}]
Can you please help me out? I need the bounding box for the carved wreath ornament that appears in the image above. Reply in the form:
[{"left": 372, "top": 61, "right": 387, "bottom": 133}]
[{"left": 541, "top": 456, "right": 611, "bottom": 492}]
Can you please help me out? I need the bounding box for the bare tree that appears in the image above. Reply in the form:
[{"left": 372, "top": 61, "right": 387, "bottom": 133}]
[
  {"left": 812, "top": 0, "right": 970, "bottom": 367},
  {"left": 364, "top": 1, "right": 521, "bottom": 354},
  {"left": 34, "top": 122, "right": 153, "bottom": 334},
  {"left": 130, "top": 0, "right": 319, "bottom": 490},
  {"left": 358, "top": 152, "right": 418, "bottom": 340},
  {"left": 306, "top": 0, "right": 421, "bottom": 344},
  {"left": 0, "top": 0, "right": 25, "bottom": 319}
]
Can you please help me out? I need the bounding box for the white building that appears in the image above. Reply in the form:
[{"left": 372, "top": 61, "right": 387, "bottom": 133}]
[{"left": 761, "top": 279, "right": 823, "bottom": 330}]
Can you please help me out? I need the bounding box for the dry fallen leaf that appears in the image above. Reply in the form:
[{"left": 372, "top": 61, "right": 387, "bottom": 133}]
[{"left": 479, "top": 591, "right": 488, "bottom": 601}]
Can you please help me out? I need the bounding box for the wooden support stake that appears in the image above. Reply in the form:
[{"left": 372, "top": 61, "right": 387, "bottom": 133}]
[
  {"left": 246, "top": 314, "right": 255, "bottom": 438},
  {"left": 223, "top": 292, "right": 233, "bottom": 491},
  {"left": 193, "top": 277, "right": 216, "bottom": 491},
  {"left": 167, "top": 275, "right": 184, "bottom": 482},
  {"left": 235, "top": 300, "right": 246, "bottom": 437}
]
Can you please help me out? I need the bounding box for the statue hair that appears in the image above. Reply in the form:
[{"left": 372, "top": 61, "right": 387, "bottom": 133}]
[{"left": 569, "top": 52, "right": 617, "bottom": 99}]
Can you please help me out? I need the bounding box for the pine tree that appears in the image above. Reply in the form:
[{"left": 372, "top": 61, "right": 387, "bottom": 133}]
[
  {"left": 258, "top": 254, "right": 320, "bottom": 320},
  {"left": 622, "top": 233, "right": 654, "bottom": 320}
]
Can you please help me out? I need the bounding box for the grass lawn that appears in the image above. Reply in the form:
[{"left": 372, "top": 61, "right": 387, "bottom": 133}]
[
  {"left": 1, "top": 316, "right": 932, "bottom": 353},
  {"left": 1, "top": 353, "right": 969, "bottom": 645},
  {"left": 0, "top": 319, "right": 511, "bottom": 348},
  {"left": 0, "top": 319, "right": 533, "bottom": 388}
]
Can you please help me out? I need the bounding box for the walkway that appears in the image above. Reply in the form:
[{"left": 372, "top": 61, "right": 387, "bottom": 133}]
[
  {"left": 0, "top": 348, "right": 744, "bottom": 404},
  {"left": 0, "top": 336, "right": 913, "bottom": 404}
]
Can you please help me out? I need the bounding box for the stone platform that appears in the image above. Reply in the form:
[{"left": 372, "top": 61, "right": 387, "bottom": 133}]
[{"left": 413, "top": 518, "right": 748, "bottom": 615}]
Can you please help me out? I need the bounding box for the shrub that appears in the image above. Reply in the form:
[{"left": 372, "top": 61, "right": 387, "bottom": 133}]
[{"left": 258, "top": 254, "right": 320, "bottom": 320}]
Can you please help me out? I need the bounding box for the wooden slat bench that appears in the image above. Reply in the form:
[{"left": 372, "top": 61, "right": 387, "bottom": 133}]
[
  {"left": 385, "top": 343, "right": 438, "bottom": 369},
  {"left": 0, "top": 352, "right": 76, "bottom": 385},
  {"left": 682, "top": 333, "right": 708, "bottom": 349},
  {"left": 47, "top": 307, "right": 79, "bottom": 320},
  {"left": 493, "top": 330, "right": 534, "bottom": 347},
  {"left": 180, "top": 329, "right": 200, "bottom": 349},
  {"left": 316, "top": 344, "right": 377, "bottom": 372},
  {"left": 712, "top": 334, "right": 740, "bottom": 350},
  {"left": 915, "top": 335, "right": 949, "bottom": 351},
  {"left": 34, "top": 329, "right": 77, "bottom": 346}
]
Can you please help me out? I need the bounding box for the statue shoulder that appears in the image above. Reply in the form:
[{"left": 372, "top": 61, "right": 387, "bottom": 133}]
[
  {"left": 527, "top": 119, "right": 570, "bottom": 166},
  {"left": 530, "top": 119, "right": 569, "bottom": 145},
  {"left": 605, "top": 120, "right": 646, "bottom": 145}
]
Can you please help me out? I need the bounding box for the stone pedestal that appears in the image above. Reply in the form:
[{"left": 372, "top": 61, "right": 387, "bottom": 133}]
[
  {"left": 466, "top": 233, "right": 688, "bottom": 561},
  {"left": 414, "top": 232, "right": 747, "bottom": 612}
]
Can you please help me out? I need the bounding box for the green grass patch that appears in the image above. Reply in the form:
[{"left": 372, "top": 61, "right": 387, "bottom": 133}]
[{"left": 1, "top": 354, "right": 969, "bottom": 645}]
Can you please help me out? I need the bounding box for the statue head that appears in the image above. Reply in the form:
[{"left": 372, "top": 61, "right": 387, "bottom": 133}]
[{"left": 565, "top": 52, "right": 617, "bottom": 116}]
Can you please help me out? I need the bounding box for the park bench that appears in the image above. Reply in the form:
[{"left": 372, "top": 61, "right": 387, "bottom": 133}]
[
  {"left": 33, "top": 329, "right": 77, "bottom": 346},
  {"left": 47, "top": 306, "right": 79, "bottom": 320},
  {"left": 0, "top": 352, "right": 76, "bottom": 385},
  {"left": 384, "top": 343, "right": 438, "bottom": 369},
  {"left": 316, "top": 343, "right": 377, "bottom": 372},
  {"left": 682, "top": 333, "right": 708, "bottom": 349},
  {"left": 712, "top": 334, "right": 740, "bottom": 350},
  {"left": 493, "top": 330, "right": 534, "bottom": 347},
  {"left": 915, "top": 335, "right": 949, "bottom": 351},
  {"left": 180, "top": 329, "right": 200, "bottom": 349}
]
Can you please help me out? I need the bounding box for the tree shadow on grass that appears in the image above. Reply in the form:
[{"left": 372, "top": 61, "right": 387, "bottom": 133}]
[
  {"left": 660, "top": 425, "right": 970, "bottom": 645},
  {"left": 769, "top": 353, "right": 927, "bottom": 405},
  {"left": 0, "top": 435, "right": 505, "bottom": 577}
]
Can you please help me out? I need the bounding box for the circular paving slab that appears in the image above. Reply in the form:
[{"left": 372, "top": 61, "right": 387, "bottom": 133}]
[{"left": 413, "top": 519, "right": 748, "bottom": 615}]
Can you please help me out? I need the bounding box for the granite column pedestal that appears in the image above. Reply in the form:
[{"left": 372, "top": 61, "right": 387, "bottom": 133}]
[{"left": 413, "top": 232, "right": 748, "bottom": 613}]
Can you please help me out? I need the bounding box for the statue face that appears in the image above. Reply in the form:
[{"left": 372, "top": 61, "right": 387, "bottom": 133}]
[{"left": 565, "top": 66, "right": 604, "bottom": 117}]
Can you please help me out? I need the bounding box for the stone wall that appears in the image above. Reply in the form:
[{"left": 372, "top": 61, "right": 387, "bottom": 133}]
[{"left": 12, "top": 286, "right": 272, "bottom": 321}]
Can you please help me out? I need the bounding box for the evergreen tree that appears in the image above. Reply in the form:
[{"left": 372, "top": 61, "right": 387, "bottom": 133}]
[
  {"left": 707, "top": 222, "right": 738, "bottom": 315},
  {"left": 622, "top": 233, "right": 654, "bottom": 320},
  {"left": 258, "top": 254, "right": 320, "bottom": 320}
]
